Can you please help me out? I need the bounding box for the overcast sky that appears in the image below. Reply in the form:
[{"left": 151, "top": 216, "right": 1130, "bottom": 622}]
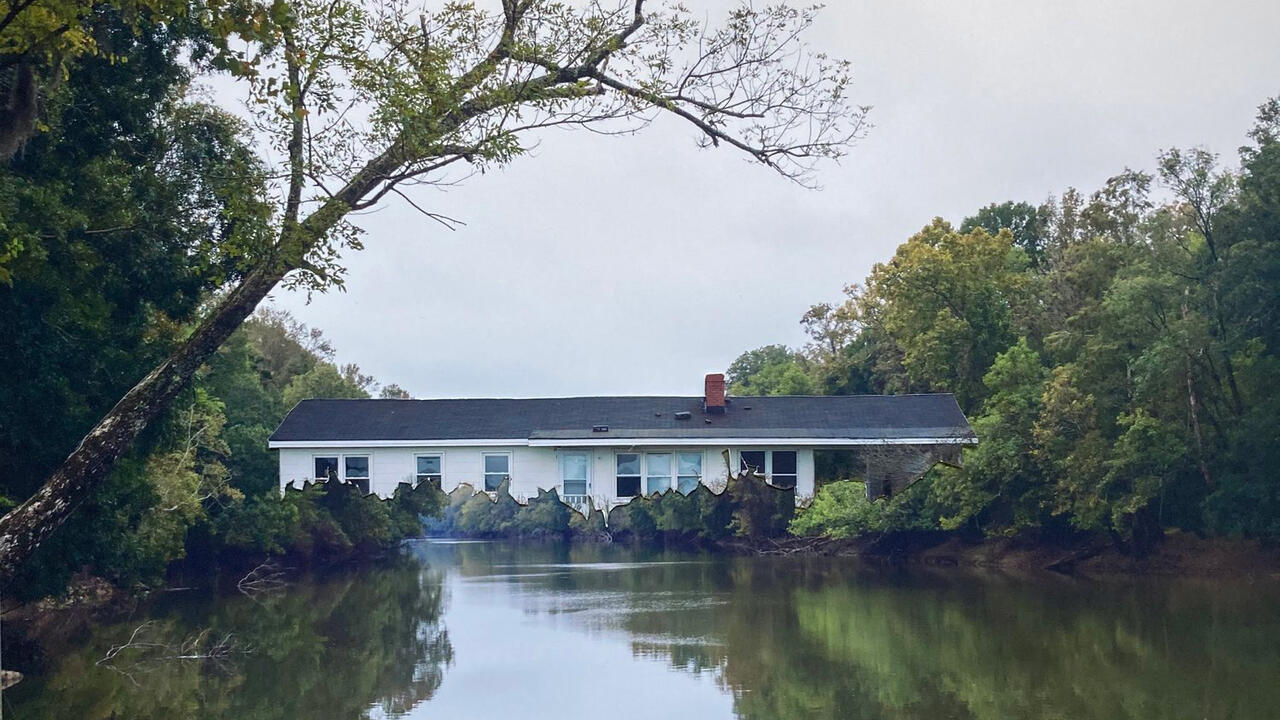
[{"left": 255, "top": 0, "right": 1280, "bottom": 399}]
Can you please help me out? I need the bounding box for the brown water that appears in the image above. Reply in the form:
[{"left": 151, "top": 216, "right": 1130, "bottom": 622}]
[{"left": 5, "top": 540, "right": 1279, "bottom": 719}]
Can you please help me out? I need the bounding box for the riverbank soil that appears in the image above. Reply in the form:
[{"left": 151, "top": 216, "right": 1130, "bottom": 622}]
[{"left": 736, "top": 531, "right": 1280, "bottom": 578}]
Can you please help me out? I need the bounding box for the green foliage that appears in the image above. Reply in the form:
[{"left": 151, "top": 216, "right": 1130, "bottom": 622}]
[
  {"left": 931, "top": 339, "right": 1050, "bottom": 535},
  {"left": 790, "top": 478, "right": 938, "bottom": 538},
  {"left": 282, "top": 360, "right": 373, "bottom": 407},
  {"left": 512, "top": 489, "right": 572, "bottom": 538},
  {"left": 765, "top": 96, "right": 1280, "bottom": 546},
  {"left": 726, "top": 345, "right": 815, "bottom": 395},
  {"left": 960, "top": 201, "right": 1052, "bottom": 270},
  {"left": 456, "top": 480, "right": 521, "bottom": 537},
  {"left": 728, "top": 472, "right": 795, "bottom": 539},
  {"left": 0, "top": 16, "right": 276, "bottom": 597}
]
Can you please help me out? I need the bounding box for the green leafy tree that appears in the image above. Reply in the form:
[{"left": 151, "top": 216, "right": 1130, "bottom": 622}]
[
  {"left": 930, "top": 339, "right": 1050, "bottom": 535},
  {"left": 960, "top": 201, "right": 1052, "bottom": 270},
  {"left": 790, "top": 478, "right": 935, "bottom": 538},
  {"left": 0, "top": 16, "right": 272, "bottom": 592},
  {"left": 1, "top": 0, "right": 866, "bottom": 578},
  {"left": 858, "top": 220, "right": 1032, "bottom": 411},
  {"left": 282, "top": 361, "right": 373, "bottom": 407}
]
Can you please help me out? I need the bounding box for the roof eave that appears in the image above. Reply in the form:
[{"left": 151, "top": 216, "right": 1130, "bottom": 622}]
[{"left": 267, "top": 436, "right": 978, "bottom": 449}]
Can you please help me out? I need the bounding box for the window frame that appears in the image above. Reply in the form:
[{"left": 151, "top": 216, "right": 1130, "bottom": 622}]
[
  {"left": 770, "top": 450, "right": 798, "bottom": 489},
  {"left": 482, "top": 452, "right": 512, "bottom": 493},
  {"left": 676, "top": 451, "right": 703, "bottom": 495},
  {"left": 644, "top": 452, "right": 673, "bottom": 496},
  {"left": 343, "top": 454, "right": 371, "bottom": 480},
  {"left": 738, "top": 450, "right": 799, "bottom": 489},
  {"left": 615, "top": 452, "right": 642, "bottom": 499},
  {"left": 559, "top": 451, "right": 591, "bottom": 498},
  {"left": 739, "top": 450, "right": 767, "bottom": 476},
  {"left": 414, "top": 453, "right": 443, "bottom": 488},
  {"left": 313, "top": 455, "right": 340, "bottom": 482}
]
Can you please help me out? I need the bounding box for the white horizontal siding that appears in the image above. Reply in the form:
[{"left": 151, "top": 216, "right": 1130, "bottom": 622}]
[{"left": 277, "top": 445, "right": 816, "bottom": 507}]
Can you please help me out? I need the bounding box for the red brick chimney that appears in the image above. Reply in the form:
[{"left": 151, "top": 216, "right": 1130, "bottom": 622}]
[{"left": 704, "top": 373, "right": 726, "bottom": 414}]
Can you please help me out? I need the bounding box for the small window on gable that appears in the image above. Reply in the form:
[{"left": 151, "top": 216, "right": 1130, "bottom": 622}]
[
  {"left": 483, "top": 453, "right": 510, "bottom": 493},
  {"left": 416, "top": 455, "right": 442, "bottom": 488},
  {"left": 315, "top": 456, "right": 339, "bottom": 481}
]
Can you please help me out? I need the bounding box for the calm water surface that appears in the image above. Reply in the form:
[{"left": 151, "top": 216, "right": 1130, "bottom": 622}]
[{"left": 6, "top": 540, "right": 1280, "bottom": 719}]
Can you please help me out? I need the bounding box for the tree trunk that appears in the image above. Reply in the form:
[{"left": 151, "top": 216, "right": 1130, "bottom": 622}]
[{"left": 0, "top": 266, "right": 286, "bottom": 581}]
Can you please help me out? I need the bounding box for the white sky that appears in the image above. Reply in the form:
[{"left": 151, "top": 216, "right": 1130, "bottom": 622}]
[{"left": 254, "top": 0, "right": 1280, "bottom": 398}]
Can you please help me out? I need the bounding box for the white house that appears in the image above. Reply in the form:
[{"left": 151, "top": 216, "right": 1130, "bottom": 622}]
[{"left": 268, "top": 373, "right": 977, "bottom": 511}]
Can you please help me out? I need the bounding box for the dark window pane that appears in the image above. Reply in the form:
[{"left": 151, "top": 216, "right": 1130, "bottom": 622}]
[
  {"left": 352, "top": 478, "right": 370, "bottom": 495},
  {"left": 740, "top": 451, "right": 766, "bottom": 473},
  {"left": 771, "top": 475, "right": 797, "bottom": 490},
  {"left": 345, "top": 456, "right": 369, "bottom": 478},
  {"left": 484, "top": 455, "right": 509, "bottom": 473},
  {"left": 617, "top": 476, "right": 641, "bottom": 498},
  {"left": 315, "top": 457, "right": 339, "bottom": 479},
  {"left": 616, "top": 453, "right": 640, "bottom": 476},
  {"left": 417, "top": 456, "right": 441, "bottom": 474},
  {"left": 484, "top": 474, "right": 505, "bottom": 492},
  {"left": 772, "top": 451, "right": 797, "bottom": 475}
]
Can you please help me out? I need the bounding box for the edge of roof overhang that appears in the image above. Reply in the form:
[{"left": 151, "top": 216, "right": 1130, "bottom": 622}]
[{"left": 268, "top": 436, "right": 978, "bottom": 449}]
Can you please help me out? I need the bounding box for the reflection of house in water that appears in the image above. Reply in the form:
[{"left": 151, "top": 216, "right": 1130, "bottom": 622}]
[{"left": 270, "top": 374, "right": 977, "bottom": 510}]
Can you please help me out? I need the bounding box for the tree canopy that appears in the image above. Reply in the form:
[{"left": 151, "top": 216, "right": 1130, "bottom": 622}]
[{"left": 736, "top": 98, "right": 1280, "bottom": 546}]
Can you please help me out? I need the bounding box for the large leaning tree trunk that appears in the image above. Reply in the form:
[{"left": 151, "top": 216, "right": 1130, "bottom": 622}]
[{"left": 0, "top": 0, "right": 867, "bottom": 581}]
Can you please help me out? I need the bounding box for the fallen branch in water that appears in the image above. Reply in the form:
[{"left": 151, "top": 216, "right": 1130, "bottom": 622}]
[
  {"left": 237, "top": 560, "right": 288, "bottom": 599},
  {"left": 96, "top": 621, "right": 253, "bottom": 686}
]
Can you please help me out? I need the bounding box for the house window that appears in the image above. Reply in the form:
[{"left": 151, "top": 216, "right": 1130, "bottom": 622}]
[
  {"left": 483, "top": 453, "right": 510, "bottom": 492},
  {"left": 771, "top": 451, "right": 798, "bottom": 489},
  {"left": 314, "top": 456, "right": 339, "bottom": 481},
  {"left": 740, "top": 451, "right": 766, "bottom": 475},
  {"left": 561, "top": 453, "right": 589, "bottom": 497},
  {"left": 645, "top": 453, "right": 672, "bottom": 495},
  {"left": 616, "top": 453, "right": 641, "bottom": 498},
  {"left": 345, "top": 455, "right": 371, "bottom": 494},
  {"left": 677, "top": 453, "right": 702, "bottom": 494},
  {"left": 739, "top": 450, "right": 798, "bottom": 489},
  {"left": 415, "top": 454, "right": 442, "bottom": 488}
]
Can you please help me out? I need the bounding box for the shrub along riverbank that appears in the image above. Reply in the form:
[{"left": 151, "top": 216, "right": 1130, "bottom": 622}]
[
  {"left": 424, "top": 474, "right": 796, "bottom": 546},
  {"left": 425, "top": 483, "right": 1280, "bottom": 577}
]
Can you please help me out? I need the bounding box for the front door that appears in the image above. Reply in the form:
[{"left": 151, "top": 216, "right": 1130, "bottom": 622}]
[{"left": 559, "top": 453, "right": 591, "bottom": 510}]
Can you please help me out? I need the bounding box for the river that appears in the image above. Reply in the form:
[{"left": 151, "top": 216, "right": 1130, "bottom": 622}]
[{"left": 5, "top": 539, "right": 1279, "bottom": 719}]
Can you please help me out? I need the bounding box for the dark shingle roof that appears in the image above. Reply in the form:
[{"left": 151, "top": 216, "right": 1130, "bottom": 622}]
[{"left": 268, "top": 394, "right": 976, "bottom": 443}]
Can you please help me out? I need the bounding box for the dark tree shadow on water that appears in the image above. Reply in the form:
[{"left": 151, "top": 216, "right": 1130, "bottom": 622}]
[{"left": 6, "top": 557, "right": 453, "bottom": 719}]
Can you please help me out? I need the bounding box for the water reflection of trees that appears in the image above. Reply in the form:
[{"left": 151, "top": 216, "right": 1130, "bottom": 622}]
[
  {"left": 10, "top": 558, "right": 453, "bottom": 719},
  {"left": 727, "top": 569, "right": 1280, "bottom": 720},
  {"left": 438, "top": 543, "right": 1280, "bottom": 720}
]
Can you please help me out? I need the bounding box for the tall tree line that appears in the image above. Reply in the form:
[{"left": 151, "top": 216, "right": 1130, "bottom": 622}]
[
  {"left": 742, "top": 100, "right": 1280, "bottom": 547},
  {"left": 0, "top": 0, "right": 864, "bottom": 580}
]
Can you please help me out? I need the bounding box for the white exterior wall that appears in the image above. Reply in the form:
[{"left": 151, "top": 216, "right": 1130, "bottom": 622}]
[{"left": 278, "top": 445, "right": 815, "bottom": 507}]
